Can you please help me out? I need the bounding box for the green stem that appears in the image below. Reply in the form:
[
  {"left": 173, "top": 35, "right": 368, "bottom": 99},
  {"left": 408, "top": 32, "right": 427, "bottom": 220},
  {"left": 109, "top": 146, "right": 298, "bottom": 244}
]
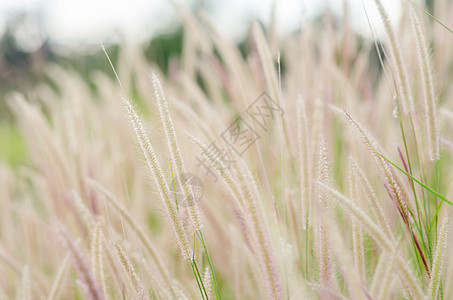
[
  {"left": 375, "top": 151, "right": 452, "bottom": 205},
  {"left": 197, "top": 231, "right": 221, "bottom": 300},
  {"left": 192, "top": 258, "right": 209, "bottom": 299},
  {"left": 191, "top": 259, "right": 207, "bottom": 300}
]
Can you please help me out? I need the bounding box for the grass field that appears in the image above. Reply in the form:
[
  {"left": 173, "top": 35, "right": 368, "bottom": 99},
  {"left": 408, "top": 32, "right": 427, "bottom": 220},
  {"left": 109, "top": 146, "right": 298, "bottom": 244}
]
[{"left": 1, "top": 0, "right": 453, "bottom": 299}]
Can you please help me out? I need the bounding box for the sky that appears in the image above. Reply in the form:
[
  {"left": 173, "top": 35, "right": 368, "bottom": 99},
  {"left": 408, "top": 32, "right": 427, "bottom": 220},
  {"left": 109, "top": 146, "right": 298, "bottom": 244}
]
[{"left": 0, "top": 0, "right": 402, "bottom": 52}]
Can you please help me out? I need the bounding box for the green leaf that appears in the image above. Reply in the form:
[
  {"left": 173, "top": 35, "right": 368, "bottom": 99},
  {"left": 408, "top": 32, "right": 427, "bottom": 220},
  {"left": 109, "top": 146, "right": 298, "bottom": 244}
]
[{"left": 375, "top": 151, "right": 452, "bottom": 206}]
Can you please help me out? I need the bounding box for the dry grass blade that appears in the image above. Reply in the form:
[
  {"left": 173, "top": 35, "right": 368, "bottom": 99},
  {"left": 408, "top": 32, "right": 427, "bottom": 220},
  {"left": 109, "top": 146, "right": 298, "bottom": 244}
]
[
  {"left": 48, "top": 255, "right": 71, "bottom": 300},
  {"left": 113, "top": 241, "right": 149, "bottom": 300},
  {"left": 53, "top": 221, "right": 105, "bottom": 300}
]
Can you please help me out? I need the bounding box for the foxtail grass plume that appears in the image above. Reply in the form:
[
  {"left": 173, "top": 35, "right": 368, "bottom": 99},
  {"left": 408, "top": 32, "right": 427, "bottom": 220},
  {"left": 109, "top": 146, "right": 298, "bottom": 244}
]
[
  {"left": 428, "top": 217, "right": 449, "bottom": 300},
  {"left": 344, "top": 111, "right": 414, "bottom": 227},
  {"left": 91, "top": 221, "right": 108, "bottom": 299},
  {"left": 410, "top": 7, "right": 440, "bottom": 161},
  {"left": 374, "top": 0, "right": 414, "bottom": 114},
  {"left": 297, "top": 96, "right": 311, "bottom": 230},
  {"left": 187, "top": 133, "right": 246, "bottom": 214},
  {"left": 122, "top": 98, "right": 193, "bottom": 261},
  {"left": 101, "top": 44, "right": 192, "bottom": 262},
  {"left": 317, "top": 138, "right": 332, "bottom": 291},
  {"left": 151, "top": 71, "right": 203, "bottom": 230},
  {"left": 237, "top": 158, "right": 283, "bottom": 300},
  {"left": 113, "top": 241, "right": 149, "bottom": 300},
  {"left": 18, "top": 265, "right": 30, "bottom": 300}
]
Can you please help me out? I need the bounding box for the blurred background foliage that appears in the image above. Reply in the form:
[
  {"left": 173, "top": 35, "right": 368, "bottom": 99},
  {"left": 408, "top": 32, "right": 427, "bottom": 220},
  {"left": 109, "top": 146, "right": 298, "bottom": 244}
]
[
  {"left": 0, "top": 0, "right": 434, "bottom": 167},
  {"left": 0, "top": 10, "right": 186, "bottom": 167}
]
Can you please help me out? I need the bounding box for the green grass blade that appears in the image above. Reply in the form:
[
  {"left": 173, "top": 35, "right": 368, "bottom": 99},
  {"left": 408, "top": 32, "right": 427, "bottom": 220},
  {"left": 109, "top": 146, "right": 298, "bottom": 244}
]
[
  {"left": 375, "top": 151, "right": 452, "bottom": 206},
  {"left": 408, "top": 0, "right": 453, "bottom": 34},
  {"left": 197, "top": 231, "right": 221, "bottom": 300}
]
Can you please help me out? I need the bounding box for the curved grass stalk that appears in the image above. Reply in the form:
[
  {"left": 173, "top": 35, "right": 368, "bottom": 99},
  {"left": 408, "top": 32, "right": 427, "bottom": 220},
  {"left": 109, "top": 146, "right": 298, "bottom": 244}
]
[
  {"left": 113, "top": 241, "right": 148, "bottom": 300},
  {"left": 71, "top": 191, "right": 95, "bottom": 236},
  {"left": 348, "top": 160, "right": 365, "bottom": 283},
  {"left": 190, "top": 132, "right": 282, "bottom": 299},
  {"left": 343, "top": 110, "right": 433, "bottom": 275},
  {"left": 48, "top": 254, "right": 70, "bottom": 300},
  {"left": 349, "top": 158, "right": 393, "bottom": 239},
  {"left": 122, "top": 96, "right": 193, "bottom": 261},
  {"left": 409, "top": 0, "right": 453, "bottom": 34},
  {"left": 18, "top": 265, "right": 30, "bottom": 300},
  {"left": 152, "top": 71, "right": 203, "bottom": 230},
  {"left": 317, "top": 138, "right": 332, "bottom": 290},
  {"left": 373, "top": 0, "right": 414, "bottom": 114},
  {"left": 410, "top": 7, "right": 439, "bottom": 161},
  {"left": 375, "top": 251, "right": 396, "bottom": 300},
  {"left": 91, "top": 221, "right": 108, "bottom": 299},
  {"left": 345, "top": 111, "right": 414, "bottom": 222},
  {"left": 87, "top": 179, "right": 173, "bottom": 286},
  {"left": 102, "top": 45, "right": 192, "bottom": 263},
  {"left": 370, "top": 254, "right": 387, "bottom": 296},
  {"left": 237, "top": 159, "right": 283, "bottom": 300},
  {"left": 54, "top": 221, "right": 105, "bottom": 300},
  {"left": 188, "top": 133, "right": 246, "bottom": 214},
  {"left": 343, "top": 110, "right": 434, "bottom": 275},
  {"left": 297, "top": 96, "right": 311, "bottom": 230},
  {"left": 252, "top": 21, "right": 291, "bottom": 166},
  {"left": 427, "top": 217, "right": 449, "bottom": 300}
]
